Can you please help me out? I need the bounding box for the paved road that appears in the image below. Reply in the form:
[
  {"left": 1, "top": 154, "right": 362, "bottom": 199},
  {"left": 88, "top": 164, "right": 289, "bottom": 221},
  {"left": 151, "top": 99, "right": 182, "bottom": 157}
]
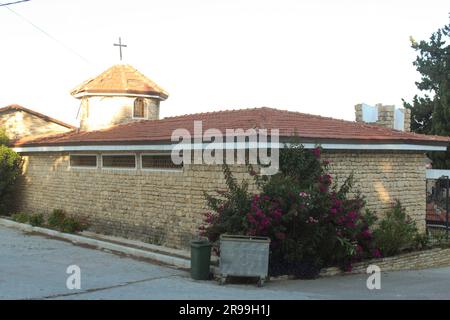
[{"left": 1, "top": 226, "right": 450, "bottom": 300}]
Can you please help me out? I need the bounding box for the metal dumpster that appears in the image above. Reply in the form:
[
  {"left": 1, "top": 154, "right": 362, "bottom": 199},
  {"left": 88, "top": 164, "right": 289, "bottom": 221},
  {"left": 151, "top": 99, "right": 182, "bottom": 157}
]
[{"left": 218, "top": 234, "right": 270, "bottom": 287}]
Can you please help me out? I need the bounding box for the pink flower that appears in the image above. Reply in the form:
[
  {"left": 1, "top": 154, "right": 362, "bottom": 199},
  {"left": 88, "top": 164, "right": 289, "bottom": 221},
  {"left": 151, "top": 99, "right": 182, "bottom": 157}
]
[
  {"left": 312, "top": 147, "right": 321, "bottom": 159},
  {"left": 347, "top": 211, "right": 358, "bottom": 221},
  {"left": 372, "top": 248, "right": 382, "bottom": 258},
  {"left": 345, "top": 221, "right": 356, "bottom": 229},
  {"left": 361, "top": 229, "right": 372, "bottom": 239},
  {"left": 333, "top": 199, "right": 343, "bottom": 207},
  {"left": 299, "top": 191, "right": 309, "bottom": 198},
  {"left": 356, "top": 245, "right": 363, "bottom": 254},
  {"left": 330, "top": 208, "right": 337, "bottom": 215},
  {"left": 336, "top": 216, "right": 345, "bottom": 225},
  {"left": 306, "top": 216, "right": 319, "bottom": 224}
]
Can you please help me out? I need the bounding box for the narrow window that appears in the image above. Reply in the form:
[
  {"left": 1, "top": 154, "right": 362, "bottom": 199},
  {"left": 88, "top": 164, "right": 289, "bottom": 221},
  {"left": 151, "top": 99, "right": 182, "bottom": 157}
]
[
  {"left": 70, "top": 155, "right": 97, "bottom": 168},
  {"left": 102, "top": 155, "right": 136, "bottom": 169},
  {"left": 133, "top": 98, "right": 145, "bottom": 118},
  {"left": 141, "top": 154, "right": 183, "bottom": 170}
]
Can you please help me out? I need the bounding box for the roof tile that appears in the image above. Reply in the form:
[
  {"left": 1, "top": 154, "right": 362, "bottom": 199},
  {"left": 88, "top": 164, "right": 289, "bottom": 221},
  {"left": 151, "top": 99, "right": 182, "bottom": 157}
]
[
  {"left": 13, "top": 107, "right": 450, "bottom": 147},
  {"left": 70, "top": 64, "right": 168, "bottom": 100}
]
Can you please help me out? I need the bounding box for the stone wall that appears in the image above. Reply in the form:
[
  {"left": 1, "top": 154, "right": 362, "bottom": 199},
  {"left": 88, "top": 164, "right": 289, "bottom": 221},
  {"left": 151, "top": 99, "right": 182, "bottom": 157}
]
[
  {"left": 0, "top": 109, "right": 71, "bottom": 141},
  {"left": 13, "top": 150, "right": 427, "bottom": 249},
  {"left": 320, "top": 247, "right": 450, "bottom": 276},
  {"left": 326, "top": 150, "right": 427, "bottom": 231}
]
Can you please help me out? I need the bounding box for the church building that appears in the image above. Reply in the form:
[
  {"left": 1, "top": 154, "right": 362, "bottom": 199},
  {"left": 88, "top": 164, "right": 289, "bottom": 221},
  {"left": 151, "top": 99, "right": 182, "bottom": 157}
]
[{"left": 6, "top": 64, "right": 450, "bottom": 249}]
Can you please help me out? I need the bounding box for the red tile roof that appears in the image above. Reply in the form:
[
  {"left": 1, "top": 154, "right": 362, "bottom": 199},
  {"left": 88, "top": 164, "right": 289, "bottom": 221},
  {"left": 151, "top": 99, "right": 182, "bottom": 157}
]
[
  {"left": 70, "top": 64, "right": 169, "bottom": 100},
  {"left": 0, "top": 104, "right": 76, "bottom": 129},
  {"left": 13, "top": 107, "right": 450, "bottom": 148}
]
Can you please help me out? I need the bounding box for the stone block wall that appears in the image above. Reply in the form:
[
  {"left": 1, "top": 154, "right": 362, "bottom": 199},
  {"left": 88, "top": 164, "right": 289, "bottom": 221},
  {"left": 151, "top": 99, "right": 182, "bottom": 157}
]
[
  {"left": 0, "top": 109, "right": 71, "bottom": 141},
  {"left": 13, "top": 150, "right": 427, "bottom": 248},
  {"left": 321, "top": 247, "right": 450, "bottom": 276},
  {"left": 325, "top": 150, "right": 427, "bottom": 231}
]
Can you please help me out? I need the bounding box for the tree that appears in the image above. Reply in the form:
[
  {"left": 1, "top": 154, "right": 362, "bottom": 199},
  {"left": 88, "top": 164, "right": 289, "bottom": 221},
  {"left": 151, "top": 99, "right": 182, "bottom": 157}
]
[
  {"left": 0, "top": 127, "right": 9, "bottom": 146},
  {"left": 0, "top": 145, "right": 22, "bottom": 214},
  {"left": 404, "top": 18, "right": 450, "bottom": 168}
]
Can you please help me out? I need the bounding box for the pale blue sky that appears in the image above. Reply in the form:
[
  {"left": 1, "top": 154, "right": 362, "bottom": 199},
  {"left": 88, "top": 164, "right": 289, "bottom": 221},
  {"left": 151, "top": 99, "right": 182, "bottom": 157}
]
[{"left": 0, "top": 0, "right": 448, "bottom": 125}]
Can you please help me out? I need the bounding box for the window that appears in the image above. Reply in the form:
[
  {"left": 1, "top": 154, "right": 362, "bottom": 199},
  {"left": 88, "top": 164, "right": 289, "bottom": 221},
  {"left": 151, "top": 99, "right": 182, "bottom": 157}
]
[
  {"left": 141, "top": 154, "right": 183, "bottom": 170},
  {"left": 70, "top": 155, "right": 97, "bottom": 168},
  {"left": 133, "top": 98, "right": 145, "bottom": 118},
  {"left": 102, "top": 155, "right": 136, "bottom": 169}
]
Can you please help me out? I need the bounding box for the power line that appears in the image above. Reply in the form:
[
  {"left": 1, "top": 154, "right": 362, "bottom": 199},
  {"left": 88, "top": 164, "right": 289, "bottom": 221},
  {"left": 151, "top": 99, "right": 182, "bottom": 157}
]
[
  {"left": 4, "top": 6, "right": 91, "bottom": 64},
  {"left": 0, "top": 0, "right": 31, "bottom": 7}
]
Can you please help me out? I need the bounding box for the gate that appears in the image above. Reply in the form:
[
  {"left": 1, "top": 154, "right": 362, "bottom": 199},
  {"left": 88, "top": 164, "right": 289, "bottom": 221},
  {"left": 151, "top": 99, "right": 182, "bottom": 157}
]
[{"left": 426, "top": 175, "right": 450, "bottom": 243}]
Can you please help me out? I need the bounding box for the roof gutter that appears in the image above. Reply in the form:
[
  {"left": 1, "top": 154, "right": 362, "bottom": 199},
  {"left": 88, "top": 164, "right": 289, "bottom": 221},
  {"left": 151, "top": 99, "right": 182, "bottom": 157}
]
[
  {"left": 12, "top": 142, "right": 448, "bottom": 153},
  {"left": 72, "top": 92, "right": 166, "bottom": 100}
]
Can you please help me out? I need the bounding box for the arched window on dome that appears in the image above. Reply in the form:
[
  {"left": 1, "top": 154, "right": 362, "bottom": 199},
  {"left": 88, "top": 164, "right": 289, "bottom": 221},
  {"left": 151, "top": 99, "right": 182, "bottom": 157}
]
[{"left": 133, "top": 98, "right": 145, "bottom": 119}]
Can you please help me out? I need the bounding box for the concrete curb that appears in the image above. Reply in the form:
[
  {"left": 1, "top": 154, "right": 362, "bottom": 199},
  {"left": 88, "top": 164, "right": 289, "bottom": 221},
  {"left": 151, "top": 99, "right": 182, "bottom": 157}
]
[{"left": 0, "top": 218, "right": 192, "bottom": 269}]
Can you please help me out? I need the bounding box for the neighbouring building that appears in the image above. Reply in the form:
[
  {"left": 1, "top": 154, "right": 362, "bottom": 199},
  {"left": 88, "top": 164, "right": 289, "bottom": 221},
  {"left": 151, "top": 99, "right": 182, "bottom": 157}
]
[
  {"left": 9, "top": 64, "right": 450, "bottom": 249},
  {"left": 0, "top": 105, "right": 74, "bottom": 143}
]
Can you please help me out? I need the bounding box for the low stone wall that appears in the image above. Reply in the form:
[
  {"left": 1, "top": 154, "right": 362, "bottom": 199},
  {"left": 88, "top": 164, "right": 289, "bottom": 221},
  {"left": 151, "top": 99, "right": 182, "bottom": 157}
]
[{"left": 321, "top": 247, "right": 450, "bottom": 277}]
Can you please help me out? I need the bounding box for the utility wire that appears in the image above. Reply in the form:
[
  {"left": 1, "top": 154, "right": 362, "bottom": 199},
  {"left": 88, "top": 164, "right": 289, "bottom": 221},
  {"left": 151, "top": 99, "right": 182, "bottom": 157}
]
[
  {"left": 0, "top": 0, "right": 30, "bottom": 7},
  {"left": 4, "top": 6, "right": 91, "bottom": 64}
]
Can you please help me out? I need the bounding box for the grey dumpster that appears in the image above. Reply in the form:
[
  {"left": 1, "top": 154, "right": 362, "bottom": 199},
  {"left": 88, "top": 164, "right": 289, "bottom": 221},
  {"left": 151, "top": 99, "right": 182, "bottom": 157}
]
[{"left": 219, "top": 234, "right": 270, "bottom": 287}]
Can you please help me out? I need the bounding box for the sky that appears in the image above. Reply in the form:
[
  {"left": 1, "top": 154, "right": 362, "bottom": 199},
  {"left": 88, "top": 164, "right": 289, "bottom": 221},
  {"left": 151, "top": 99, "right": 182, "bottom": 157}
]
[{"left": 0, "top": 0, "right": 449, "bottom": 126}]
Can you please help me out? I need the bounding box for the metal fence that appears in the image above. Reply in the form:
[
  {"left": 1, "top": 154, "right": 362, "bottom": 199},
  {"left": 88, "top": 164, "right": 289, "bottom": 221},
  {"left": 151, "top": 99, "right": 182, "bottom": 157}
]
[{"left": 426, "top": 175, "right": 450, "bottom": 244}]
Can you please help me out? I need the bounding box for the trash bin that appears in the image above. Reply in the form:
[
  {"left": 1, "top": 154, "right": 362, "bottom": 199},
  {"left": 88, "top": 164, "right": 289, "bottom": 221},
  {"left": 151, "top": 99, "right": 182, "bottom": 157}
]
[{"left": 190, "top": 239, "right": 212, "bottom": 280}]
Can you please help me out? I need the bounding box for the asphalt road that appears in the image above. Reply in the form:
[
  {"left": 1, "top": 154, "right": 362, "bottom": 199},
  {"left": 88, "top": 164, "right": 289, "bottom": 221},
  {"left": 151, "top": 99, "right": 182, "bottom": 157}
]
[{"left": 1, "top": 226, "right": 449, "bottom": 300}]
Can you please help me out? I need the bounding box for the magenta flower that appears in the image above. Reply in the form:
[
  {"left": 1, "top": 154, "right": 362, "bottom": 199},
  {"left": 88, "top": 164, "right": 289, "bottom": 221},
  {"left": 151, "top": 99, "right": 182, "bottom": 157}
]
[
  {"left": 347, "top": 211, "right": 358, "bottom": 221},
  {"left": 299, "top": 191, "right": 309, "bottom": 198},
  {"left": 361, "top": 229, "right": 372, "bottom": 239},
  {"left": 372, "top": 248, "right": 382, "bottom": 258},
  {"left": 312, "top": 147, "right": 321, "bottom": 159}
]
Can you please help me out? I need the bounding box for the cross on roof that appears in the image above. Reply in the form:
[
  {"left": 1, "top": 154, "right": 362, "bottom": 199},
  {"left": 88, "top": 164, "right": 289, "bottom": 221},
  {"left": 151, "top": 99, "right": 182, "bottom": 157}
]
[{"left": 113, "top": 37, "right": 127, "bottom": 61}]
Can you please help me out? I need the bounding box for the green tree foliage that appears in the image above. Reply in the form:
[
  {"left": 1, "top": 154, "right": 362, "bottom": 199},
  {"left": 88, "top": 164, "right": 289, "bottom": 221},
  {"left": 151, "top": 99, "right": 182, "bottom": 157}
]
[
  {"left": 404, "top": 18, "right": 450, "bottom": 168},
  {"left": 0, "top": 127, "right": 9, "bottom": 146},
  {"left": 0, "top": 145, "right": 22, "bottom": 214}
]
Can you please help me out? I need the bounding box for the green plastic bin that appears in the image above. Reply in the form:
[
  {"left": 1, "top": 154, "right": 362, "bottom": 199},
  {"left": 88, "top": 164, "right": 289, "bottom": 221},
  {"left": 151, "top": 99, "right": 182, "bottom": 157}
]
[{"left": 190, "top": 239, "right": 212, "bottom": 280}]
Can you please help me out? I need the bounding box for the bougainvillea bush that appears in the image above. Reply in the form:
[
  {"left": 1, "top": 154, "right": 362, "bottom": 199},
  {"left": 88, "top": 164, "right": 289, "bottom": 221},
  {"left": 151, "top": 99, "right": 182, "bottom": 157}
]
[{"left": 202, "top": 143, "right": 380, "bottom": 279}]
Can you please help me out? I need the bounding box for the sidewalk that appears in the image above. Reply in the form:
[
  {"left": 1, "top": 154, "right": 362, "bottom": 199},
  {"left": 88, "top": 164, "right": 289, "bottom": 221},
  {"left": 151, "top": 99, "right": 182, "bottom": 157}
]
[{"left": 0, "top": 217, "right": 199, "bottom": 270}]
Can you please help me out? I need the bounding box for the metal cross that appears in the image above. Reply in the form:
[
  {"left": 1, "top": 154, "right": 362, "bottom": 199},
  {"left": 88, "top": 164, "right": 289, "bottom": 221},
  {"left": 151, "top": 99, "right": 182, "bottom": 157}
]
[{"left": 113, "top": 37, "right": 127, "bottom": 61}]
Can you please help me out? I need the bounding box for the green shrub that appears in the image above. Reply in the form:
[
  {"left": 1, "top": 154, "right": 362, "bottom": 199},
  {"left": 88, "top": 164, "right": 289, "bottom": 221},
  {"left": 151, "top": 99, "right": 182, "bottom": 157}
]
[
  {"left": 47, "top": 209, "right": 66, "bottom": 229},
  {"left": 373, "top": 200, "right": 420, "bottom": 256},
  {"left": 0, "top": 145, "right": 22, "bottom": 214},
  {"left": 29, "top": 213, "right": 44, "bottom": 227},
  {"left": 11, "top": 212, "right": 29, "bottom": 224},
  {"left": 61, "top": 216, "right": 84, "bottom": 233},
  {"left": 47, "top": 209, "right": 87, "bottom": 233}
]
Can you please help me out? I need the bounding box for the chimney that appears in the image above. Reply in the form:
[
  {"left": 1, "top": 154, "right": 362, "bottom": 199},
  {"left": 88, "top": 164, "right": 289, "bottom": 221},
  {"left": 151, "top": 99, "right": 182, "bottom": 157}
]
[{"left": 355, "top": 103, "right": 411, "bottom": 132}]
